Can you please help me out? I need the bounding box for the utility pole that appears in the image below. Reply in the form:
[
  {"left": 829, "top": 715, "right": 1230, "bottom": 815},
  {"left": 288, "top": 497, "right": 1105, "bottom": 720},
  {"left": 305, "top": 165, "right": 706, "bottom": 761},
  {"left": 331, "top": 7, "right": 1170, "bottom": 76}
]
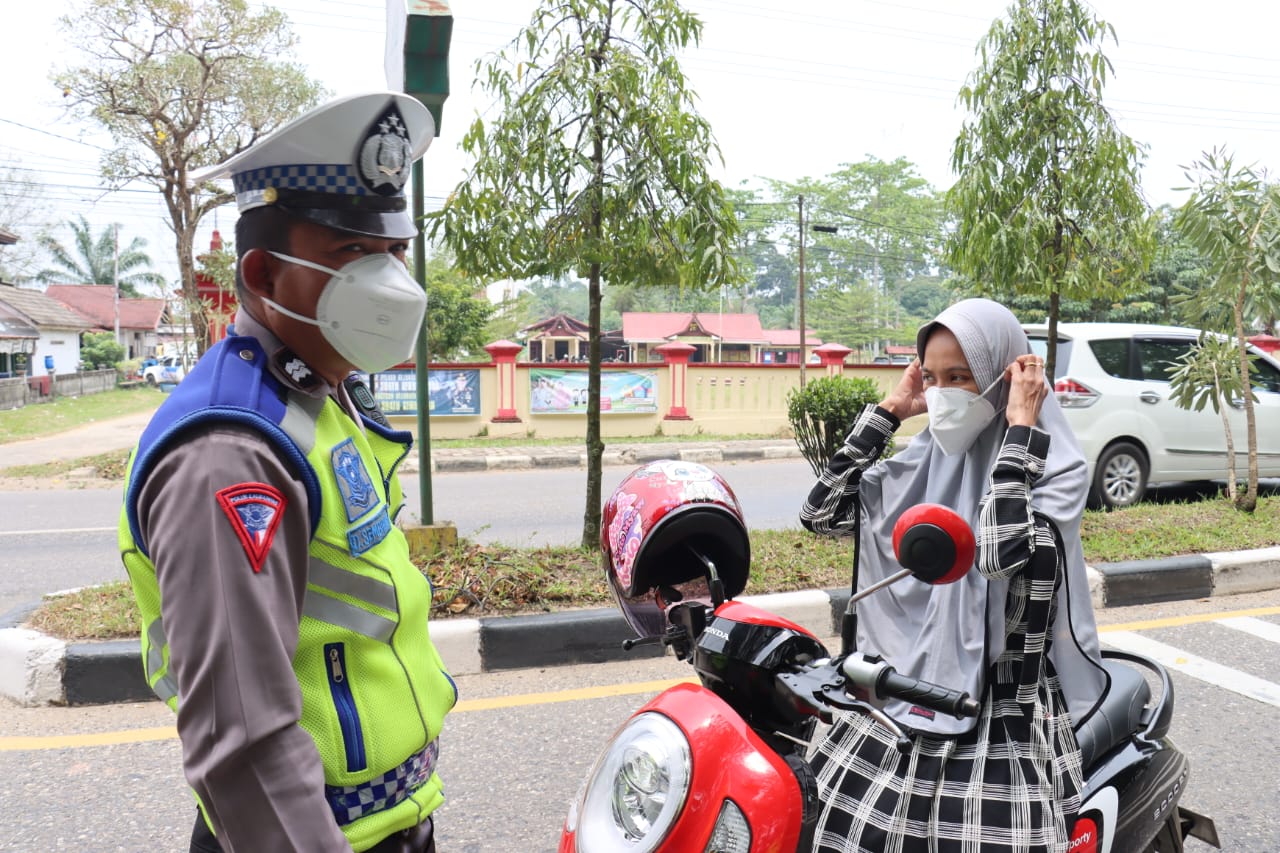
[
  {"left": 113, "top": 224, "right": 120, "bottom": 348},
  {"left": 389, "top": 0, "right": 451, "bottom": 530},
  {"left": 797, "top": 193, "right": 806, "bottom": 387}
]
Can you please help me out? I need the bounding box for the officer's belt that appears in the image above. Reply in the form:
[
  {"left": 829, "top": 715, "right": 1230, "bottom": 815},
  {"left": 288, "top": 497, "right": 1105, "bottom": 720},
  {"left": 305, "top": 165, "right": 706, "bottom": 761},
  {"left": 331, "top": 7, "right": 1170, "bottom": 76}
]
[{"left": 326, "top": 738, "right": 440, "bottom": 826}]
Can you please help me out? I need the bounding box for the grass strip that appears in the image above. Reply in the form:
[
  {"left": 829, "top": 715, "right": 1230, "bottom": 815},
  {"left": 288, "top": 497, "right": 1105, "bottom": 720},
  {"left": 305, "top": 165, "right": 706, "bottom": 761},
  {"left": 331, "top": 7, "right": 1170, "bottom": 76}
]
[{"left": 28, "top": 496, "right": 1280, "bottom": 641}]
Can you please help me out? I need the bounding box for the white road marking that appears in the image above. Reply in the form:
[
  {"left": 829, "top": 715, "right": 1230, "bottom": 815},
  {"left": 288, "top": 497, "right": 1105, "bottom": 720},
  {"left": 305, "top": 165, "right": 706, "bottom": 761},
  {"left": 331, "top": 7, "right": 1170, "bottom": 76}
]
[
  {"left": 0, "top": 527, "right": 116, "bottom": 536},
  {"left": 1104, "top": 630, "right": 1280, "bottom": 710},
  {"left": 1217, "top": 615, "right": 1280, "bottom": 645}
]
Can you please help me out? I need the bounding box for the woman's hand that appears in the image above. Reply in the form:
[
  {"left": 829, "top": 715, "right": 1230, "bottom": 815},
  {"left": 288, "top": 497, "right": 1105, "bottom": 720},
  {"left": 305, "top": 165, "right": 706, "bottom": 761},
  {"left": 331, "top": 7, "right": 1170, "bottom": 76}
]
[
  {"left": 1005, "top": 355, "right": 1050, "bottom": 427},
  {"left": 879, "top": 359, "right": 926, "bottom": 420}
]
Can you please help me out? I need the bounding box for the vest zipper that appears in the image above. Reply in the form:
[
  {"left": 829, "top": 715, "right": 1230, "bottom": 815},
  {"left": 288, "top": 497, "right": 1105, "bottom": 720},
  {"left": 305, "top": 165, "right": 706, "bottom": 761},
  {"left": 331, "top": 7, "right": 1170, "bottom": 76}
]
[{"left": 324, "top": 642, "right": 367, "bottom": 772}]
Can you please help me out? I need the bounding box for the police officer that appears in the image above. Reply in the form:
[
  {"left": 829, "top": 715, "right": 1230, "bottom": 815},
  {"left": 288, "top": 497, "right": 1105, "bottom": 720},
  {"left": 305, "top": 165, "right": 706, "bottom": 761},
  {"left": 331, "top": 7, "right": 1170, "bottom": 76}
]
[{"left": 119, "top": 92, "right": 455, "bottom": 853}]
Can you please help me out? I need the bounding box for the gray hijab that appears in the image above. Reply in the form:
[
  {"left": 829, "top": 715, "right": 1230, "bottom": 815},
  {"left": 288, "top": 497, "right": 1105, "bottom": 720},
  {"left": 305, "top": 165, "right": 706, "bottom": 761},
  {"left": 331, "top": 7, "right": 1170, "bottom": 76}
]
[{"left": 854, "top": 298, "right": 1106, "bottom": 735}]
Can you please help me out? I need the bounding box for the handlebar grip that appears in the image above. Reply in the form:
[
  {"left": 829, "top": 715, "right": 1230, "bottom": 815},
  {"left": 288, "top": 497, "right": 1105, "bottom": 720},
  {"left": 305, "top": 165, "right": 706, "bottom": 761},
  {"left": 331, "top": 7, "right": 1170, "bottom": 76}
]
[{"left": 877, "top": 669, "right": 980, "bottom": 718}]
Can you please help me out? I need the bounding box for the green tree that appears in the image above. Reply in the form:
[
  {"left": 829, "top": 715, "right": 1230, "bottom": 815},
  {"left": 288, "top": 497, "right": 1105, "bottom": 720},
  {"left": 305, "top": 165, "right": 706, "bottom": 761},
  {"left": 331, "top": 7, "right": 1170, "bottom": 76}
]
[
  {"left": 1168, "top": 333, "right": 1258, "bottom": 508},
  {"left": 55, "top": 0, "right": 324, "bottom": 354},
  {"left": 36, "top": 215, "right": 164, "bottom": 297},
  {"left": 0, "top": 158, "right": 52, "bottom": 283},
  {"left": 424, "top": 253, "right": 495, "bottom": 361},
  {"left": 1172, "top": 149, "right": 1280, "bottom": 512},
  {"left": 755, "top": 159, "right": 947, "bottom": 353},
  {"left": 993, "top": 205, "right": 1206, "bottom": 325},
  {"left": 727, "top": 184, "right": 798, "bottom": 330},
  {"left": 194, "top": 236, "right": 236, "bottom": 339},
  {"left": 80, "top": 330, "right": 127, "bottom": 369},
  {"left": 947, "top": 0, "right": 1155, "bottom": 379},
  {"left": 430, "top": 0, "right": 741, "bottom": 549}
]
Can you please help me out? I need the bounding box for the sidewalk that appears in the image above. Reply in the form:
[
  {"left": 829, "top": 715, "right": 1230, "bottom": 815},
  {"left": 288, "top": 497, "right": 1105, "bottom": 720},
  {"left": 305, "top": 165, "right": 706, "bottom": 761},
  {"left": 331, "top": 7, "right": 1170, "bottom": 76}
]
[
  {"left": 0, "top": 407, "right": 804, "bottom": 473},
  {"left": 1, "top": 411, "right": 1279, "bottom": 706}
]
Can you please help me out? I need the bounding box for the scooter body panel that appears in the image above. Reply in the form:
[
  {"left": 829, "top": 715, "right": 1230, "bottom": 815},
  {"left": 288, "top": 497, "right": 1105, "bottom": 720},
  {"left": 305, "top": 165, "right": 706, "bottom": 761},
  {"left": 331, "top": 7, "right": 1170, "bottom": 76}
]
[
  {"left": 642, "top": 683, "right": 804, "bottom": 852},
  {"left": 1074, "top": 724, "right": 1192, "bottom": 852},
  {"left": 559, "top": 682, "right": 803, "bottom": 852}
]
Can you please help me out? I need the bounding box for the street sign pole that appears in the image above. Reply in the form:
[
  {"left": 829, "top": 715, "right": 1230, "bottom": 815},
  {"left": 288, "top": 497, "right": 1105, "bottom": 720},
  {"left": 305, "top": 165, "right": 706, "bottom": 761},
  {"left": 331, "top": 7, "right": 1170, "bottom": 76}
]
[{"left": 387, "top": 0, "right": 452, "bottom": 528}]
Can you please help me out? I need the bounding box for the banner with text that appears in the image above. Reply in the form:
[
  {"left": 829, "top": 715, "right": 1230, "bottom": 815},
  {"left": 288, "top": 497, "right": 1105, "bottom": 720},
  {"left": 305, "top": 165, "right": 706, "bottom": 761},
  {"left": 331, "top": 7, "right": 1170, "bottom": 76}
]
[
  {"left": 370, "top": 368, "right": 480, "bottom": 416},
  {"left": 530, "top": 367, "right": 657, "bottom": 414}
]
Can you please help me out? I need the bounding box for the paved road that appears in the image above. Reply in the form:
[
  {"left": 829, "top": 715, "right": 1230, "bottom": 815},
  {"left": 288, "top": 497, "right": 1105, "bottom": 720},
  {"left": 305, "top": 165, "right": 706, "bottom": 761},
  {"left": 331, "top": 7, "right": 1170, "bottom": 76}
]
[
  {"left": 0, "top": 460, "right": 815, "bottom": 614},
  {"left": 2, "top": 590, "right": 1277, "bottom": 851}
]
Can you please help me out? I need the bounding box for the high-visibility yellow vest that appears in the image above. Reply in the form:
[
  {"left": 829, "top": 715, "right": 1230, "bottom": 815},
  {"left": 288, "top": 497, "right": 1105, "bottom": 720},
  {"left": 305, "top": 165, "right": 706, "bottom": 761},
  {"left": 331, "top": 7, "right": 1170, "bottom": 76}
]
[{"left": 119, "top": 336, "right": 456, "bottom": 851}]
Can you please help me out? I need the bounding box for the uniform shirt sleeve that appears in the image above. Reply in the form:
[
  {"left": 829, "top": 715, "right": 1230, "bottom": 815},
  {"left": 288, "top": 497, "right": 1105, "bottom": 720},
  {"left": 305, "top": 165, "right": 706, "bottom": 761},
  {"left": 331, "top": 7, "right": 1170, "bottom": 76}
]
[
  {"left": 136, "top": 424, "right": 354, "bottom": 853},
  {"left": 975, "top": 424, "right": 1055, "bottom": 581},
  {"left": 799, "top": 404, "right": 899, "bottom": 537}
]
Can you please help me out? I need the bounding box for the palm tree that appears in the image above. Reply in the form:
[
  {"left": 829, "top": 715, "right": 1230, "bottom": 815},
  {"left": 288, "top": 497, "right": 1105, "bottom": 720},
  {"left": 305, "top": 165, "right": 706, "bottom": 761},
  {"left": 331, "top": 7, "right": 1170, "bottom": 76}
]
[{"left": 36, "top": 215, "right": 165, "bottom": 297}]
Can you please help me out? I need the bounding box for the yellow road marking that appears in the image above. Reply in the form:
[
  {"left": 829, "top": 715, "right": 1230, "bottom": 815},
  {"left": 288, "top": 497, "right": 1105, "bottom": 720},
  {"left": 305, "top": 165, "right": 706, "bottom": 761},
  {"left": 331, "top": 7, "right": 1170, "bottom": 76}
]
[
  {"left": 5, "top": 604, "right": 1280, "bottom": 752},
  {"left": 1100, "top": 605, "right": 1280, "bottom": 633}
]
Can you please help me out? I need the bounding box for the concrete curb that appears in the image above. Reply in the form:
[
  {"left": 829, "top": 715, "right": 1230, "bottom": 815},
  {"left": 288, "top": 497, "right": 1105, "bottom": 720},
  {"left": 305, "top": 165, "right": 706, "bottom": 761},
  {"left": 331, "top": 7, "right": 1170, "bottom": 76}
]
[
  {"left": 421, "top": 443, "right": 803, "bottom": 474},
  {"left": 4, "top": 547, "right": 1278, "bottom": 706}
]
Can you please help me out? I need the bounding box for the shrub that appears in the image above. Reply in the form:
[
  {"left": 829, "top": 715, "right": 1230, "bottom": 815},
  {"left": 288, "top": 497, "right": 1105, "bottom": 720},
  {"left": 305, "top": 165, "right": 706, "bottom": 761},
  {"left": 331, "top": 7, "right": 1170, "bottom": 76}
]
[
  {"left": 81, "top": 332, "right": 125, "bottom": 370},
  {"left": 786, "top": 375, "right": 883, "bottom": 476}
]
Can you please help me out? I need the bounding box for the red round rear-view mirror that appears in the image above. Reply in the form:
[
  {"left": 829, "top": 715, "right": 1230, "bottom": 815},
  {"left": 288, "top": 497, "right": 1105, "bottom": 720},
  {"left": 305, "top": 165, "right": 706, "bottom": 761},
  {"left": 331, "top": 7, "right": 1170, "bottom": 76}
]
[{"left": 891, "top": 503, "right": 975, "bottom": 585}]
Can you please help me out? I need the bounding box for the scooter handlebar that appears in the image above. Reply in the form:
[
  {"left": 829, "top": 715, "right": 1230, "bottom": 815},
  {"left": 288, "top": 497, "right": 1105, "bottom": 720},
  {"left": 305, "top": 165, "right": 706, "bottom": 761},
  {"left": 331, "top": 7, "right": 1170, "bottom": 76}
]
[
  {"left": 841, "top": 654, "right": 980, "bottom": 719},
  {"left": 877, "top": 669, "right": 980, "bottom": 719}
]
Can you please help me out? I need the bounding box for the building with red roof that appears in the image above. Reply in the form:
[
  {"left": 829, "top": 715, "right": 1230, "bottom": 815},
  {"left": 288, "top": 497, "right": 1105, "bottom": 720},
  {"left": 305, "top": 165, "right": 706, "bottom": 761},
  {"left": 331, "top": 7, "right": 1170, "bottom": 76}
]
[
  {"left": 519, "top": 310, "right": 822, "bottom": 363},
  {"left": 44, "top": 284, "right": 168, "bottom": 361}
]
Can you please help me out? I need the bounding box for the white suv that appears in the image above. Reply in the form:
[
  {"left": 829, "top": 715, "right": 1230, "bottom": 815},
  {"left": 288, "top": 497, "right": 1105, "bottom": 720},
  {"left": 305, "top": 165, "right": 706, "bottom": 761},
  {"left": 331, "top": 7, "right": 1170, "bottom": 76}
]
[{"left": 1021, "top": 322, "right": 1280, "bottom": 509}]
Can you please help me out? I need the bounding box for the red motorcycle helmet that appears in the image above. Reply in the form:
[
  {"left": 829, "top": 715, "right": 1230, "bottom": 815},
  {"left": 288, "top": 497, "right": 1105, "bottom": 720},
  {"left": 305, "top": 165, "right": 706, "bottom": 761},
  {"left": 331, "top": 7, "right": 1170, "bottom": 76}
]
[{"left": 602, "top": 460, "right": 751, "bottom": 636}]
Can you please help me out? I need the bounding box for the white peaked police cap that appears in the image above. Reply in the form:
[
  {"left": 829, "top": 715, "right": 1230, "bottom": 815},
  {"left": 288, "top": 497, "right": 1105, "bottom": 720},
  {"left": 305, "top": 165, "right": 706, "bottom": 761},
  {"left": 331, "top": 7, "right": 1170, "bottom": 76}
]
[{"left": 189, "top": 92, "right": 436, "bottom": 240}]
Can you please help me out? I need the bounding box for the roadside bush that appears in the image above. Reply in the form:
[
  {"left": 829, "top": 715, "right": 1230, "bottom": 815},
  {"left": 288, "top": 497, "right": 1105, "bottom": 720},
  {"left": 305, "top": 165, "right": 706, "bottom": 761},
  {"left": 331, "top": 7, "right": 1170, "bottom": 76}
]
[
  {"left": 81, "top": 332, "right": 125, "bottom": 370},
  {"left": 786, "top": 375, "right": 883, "bottom": 476}
]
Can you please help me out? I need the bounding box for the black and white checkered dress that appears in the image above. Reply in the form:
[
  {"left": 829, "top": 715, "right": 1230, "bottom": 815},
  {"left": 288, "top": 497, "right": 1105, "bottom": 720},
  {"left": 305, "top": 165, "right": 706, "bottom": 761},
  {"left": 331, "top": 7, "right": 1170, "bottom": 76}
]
[{"left": 802, "top": 408, "right": 1083, "bottom": 853}]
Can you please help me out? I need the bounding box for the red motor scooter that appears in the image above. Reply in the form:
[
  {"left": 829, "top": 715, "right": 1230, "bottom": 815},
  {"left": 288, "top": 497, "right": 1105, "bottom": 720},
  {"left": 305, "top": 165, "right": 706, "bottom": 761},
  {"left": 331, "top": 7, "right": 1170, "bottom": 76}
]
[{"left": 559, "top": 460, "right": 1220, "bottom": 853}]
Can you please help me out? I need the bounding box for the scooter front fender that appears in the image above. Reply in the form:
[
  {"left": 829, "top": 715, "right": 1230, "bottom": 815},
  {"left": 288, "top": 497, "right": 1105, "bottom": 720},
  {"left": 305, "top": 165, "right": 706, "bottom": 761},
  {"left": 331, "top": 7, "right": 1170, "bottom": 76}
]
[{"left": 562, "top": 681, "right": 805, "bottom": 852}]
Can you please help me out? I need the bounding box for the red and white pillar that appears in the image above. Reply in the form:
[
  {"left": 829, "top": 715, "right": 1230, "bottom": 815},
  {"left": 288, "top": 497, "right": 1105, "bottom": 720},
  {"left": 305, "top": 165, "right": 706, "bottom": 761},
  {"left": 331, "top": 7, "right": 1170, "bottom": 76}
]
[
  {"left": 814, "top": 342, "right": 853, "bottom": 377},
  {"left": 484, "top": 340, "right": 524, "bottom": 423},
  {"left": 656, "top": 341, "right": 696, "bottom": 420}
]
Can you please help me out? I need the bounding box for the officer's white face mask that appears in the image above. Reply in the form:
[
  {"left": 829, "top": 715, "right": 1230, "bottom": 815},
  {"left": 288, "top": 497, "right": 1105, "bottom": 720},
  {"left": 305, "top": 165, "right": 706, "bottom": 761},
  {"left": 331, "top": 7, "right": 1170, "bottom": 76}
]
[
  {"left": 923, "top": 375, "right": 1003, "bottom": 456},
  {"left": 262, "top": 251, "right": 427, "bottom": 374}
]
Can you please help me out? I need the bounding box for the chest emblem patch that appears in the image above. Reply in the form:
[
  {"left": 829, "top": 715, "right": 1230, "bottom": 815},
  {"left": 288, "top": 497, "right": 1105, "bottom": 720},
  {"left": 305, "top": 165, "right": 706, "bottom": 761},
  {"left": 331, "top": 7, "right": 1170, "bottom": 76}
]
[
  {"left": 216, "top": 483, "right": 287, "bottom": 573},
  {"left": 332, "top": 438, "right": 379, "bottom": 523}
]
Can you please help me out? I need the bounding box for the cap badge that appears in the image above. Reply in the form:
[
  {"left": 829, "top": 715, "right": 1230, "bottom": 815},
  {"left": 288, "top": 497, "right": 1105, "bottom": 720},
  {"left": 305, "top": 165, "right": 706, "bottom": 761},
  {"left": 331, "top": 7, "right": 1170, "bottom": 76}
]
[{"left": 358, "top": 102, "right": 414, "bottom": 196}]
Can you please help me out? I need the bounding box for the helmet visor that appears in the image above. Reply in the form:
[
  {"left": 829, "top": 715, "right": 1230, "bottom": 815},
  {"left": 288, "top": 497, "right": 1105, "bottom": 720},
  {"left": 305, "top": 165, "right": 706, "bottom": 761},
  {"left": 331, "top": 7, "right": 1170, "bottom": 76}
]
[{"left": 611, "top": 575, "right": 714, "bottom": 638}]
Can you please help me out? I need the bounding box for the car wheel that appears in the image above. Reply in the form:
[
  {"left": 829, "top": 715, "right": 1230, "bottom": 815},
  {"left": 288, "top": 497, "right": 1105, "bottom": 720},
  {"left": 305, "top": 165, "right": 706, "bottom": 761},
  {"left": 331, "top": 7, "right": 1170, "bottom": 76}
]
[
  {"left": 145, "top": 374, "right": 157, "bottom": 386},
  {"left": 1090, "top": 441, "right": 1149, "bottom": 510}
]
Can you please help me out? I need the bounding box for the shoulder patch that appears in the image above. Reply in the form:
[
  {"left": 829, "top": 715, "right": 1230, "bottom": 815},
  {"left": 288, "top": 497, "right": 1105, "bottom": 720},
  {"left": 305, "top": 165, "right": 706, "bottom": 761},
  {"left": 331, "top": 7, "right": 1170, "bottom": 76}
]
[{"left": 216, "top": 483, "right": 288, "bottom": 573}]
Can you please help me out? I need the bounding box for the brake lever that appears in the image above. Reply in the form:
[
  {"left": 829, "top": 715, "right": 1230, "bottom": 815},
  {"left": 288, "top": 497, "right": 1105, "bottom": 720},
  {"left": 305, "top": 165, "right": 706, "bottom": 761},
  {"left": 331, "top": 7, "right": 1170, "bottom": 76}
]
[{"left": 776, "top": 658, "right": 912, "bottom": 753}]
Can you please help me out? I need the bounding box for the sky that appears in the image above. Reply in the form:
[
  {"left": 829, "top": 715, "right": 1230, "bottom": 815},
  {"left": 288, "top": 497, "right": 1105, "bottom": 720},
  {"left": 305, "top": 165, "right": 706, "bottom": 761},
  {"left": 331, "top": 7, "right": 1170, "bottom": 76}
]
[{"left": 3, "top": 0, "right": 1280, "bottom": 289}]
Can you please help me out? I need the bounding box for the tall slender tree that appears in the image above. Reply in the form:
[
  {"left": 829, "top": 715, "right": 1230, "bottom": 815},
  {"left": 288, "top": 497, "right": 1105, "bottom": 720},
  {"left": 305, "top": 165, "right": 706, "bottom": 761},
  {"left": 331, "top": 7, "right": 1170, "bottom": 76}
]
[
  {"left": 1172, "top": 149, "right": 1280, "bottom": 512},
  {"left": 55, "top": 0, "right": 324, "bottom": 353},
  {"left": 430, "top": 0, "right": 742, "bottom": 548},
  {"left": 947, "top": 0, "right": 1155, "bottom": 379},
  {"left": 0, "top": 159, "right": 51, "bottom": 283},
  {"left": 36, "top": 215, "right": 165, "bottom": 297}
]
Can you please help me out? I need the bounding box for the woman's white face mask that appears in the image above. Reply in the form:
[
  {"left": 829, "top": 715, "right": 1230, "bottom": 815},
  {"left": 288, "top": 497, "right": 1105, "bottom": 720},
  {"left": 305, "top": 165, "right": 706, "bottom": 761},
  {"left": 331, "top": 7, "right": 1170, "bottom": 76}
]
[
  {"left": 262, "top": 251, "right": 427, "bottom": 374},
  {"left": 924, "top": 375, "right": 1004, "bottom": 456}
]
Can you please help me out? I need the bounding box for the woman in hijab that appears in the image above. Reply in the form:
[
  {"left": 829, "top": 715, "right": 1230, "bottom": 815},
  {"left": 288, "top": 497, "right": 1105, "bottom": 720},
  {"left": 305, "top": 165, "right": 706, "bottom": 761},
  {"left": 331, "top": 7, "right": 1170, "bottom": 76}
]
[{"left": 800, "top": 298, "right": 1108, "bottom": 853}]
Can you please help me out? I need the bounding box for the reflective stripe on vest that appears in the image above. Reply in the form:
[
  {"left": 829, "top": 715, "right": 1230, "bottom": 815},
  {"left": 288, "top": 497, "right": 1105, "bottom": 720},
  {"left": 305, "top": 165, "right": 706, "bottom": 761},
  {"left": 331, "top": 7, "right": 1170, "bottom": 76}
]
[
  {"left": 280, "top": 393, "right": 323, "bottom": 456},
  {"left": 145, "top": 616, "right": 178, "bottom": 704},
  {"left": 303, "top": 589, "right": 398, "bottom": 643}
]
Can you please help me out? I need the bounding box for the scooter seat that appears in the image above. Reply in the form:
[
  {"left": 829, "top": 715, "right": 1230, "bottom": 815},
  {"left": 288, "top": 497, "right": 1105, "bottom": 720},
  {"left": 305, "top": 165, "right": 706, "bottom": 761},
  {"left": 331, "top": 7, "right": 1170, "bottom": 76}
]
[{"left": 1074, "top": 660, "right": 1150, "bottom": 772}]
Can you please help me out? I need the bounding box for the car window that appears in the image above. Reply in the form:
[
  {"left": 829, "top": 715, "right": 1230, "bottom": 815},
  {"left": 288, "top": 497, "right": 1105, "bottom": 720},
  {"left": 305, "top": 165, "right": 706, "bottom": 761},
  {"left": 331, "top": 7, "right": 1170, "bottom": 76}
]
[
  {"left": 1087, "top": 338, "right": 1130, "bottom": 378},
  {"left": 1252, "top": 352, "right": 1280, "bottom": 393},
  {"left": 1135, "top": 338, "right": 1193, "bottom": 382},
  {"left": 1025, "top": 336, "right": 1073, "bottom": 369}
]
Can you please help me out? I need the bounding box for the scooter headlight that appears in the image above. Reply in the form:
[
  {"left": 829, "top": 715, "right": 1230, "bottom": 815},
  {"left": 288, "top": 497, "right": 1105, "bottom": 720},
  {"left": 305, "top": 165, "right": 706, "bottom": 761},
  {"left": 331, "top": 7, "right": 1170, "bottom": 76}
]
[{"left": 575, "top": 712, "right": 691, "bottom": 852}]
